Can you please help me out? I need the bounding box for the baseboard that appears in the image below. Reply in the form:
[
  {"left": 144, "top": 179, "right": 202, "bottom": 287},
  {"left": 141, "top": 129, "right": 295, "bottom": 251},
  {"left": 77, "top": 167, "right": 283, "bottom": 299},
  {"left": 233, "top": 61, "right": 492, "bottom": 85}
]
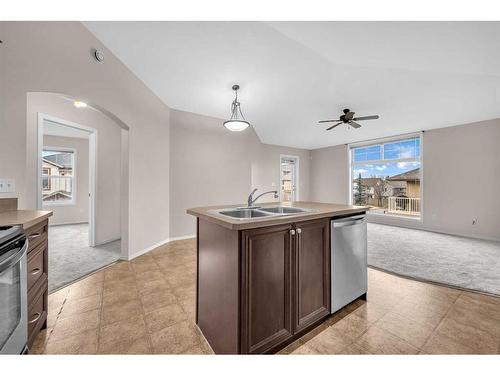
[
  {"left": 169, "top": 234, "right": 196, "bottom": 242},
  {"left": 49, "top": 221, "right": 89, "bottom": 227},
  {"left": 127, "top": 234, "right": 196, "bottom": 261},
  {"left": 94, "top": 237, "right": 121, "bottom": 246},
  {"left": 368, "top": 219, "right": 500, "bottom": 243}
]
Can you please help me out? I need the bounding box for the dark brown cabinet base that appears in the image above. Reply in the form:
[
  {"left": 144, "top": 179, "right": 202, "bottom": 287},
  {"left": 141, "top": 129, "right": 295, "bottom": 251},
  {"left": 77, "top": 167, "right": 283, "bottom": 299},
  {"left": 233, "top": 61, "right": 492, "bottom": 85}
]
[
  {"left": 25, "top": 219, "right": 49, "bottom": 350},
  {"left": 197, "top": 217, "right": 331, "bottom": 354}
]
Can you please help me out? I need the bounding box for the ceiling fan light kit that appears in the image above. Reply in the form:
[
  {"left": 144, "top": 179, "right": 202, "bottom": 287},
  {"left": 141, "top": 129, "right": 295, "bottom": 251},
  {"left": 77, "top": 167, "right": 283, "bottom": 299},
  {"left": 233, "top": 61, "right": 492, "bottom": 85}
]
[
  {"left": 223, "top": 84, "right": 251, "bottom": 132},
  {"left": 319, "top": 108, "right": 379, "bottom": 131}
]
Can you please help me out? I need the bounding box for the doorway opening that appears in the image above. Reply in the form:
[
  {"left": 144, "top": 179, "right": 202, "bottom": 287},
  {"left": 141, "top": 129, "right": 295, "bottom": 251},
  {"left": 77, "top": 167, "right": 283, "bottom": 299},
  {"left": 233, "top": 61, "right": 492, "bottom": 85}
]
[
  {"left": 280, "top": 155, "right": 299, "bottom": 202},
  {"left": 37, "top": 113, "right": 121, "bottom": 292}
]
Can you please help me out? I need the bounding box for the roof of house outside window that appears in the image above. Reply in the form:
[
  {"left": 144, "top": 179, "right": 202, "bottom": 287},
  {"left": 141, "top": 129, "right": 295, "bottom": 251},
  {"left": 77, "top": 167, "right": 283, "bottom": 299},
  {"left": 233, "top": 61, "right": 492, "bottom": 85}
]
[
  {"left": 386, "top": 168, "right": 420, "bottom": 181},
  {"left": 43, "top": 153, "right": 73, "bottom": 169}
]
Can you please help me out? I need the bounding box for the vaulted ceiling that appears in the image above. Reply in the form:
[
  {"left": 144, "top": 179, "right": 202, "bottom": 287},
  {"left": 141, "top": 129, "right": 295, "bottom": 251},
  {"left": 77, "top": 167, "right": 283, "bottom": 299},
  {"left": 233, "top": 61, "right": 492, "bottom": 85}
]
[{"left": 83, "top": 21, "right": 500, "bottom": 149}]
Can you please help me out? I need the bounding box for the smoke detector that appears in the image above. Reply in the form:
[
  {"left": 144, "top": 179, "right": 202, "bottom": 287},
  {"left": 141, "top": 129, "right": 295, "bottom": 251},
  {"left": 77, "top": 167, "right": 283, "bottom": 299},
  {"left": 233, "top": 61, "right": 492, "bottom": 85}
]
[{"left": 93, "top": 49, "right": 104, "bottom": 63}]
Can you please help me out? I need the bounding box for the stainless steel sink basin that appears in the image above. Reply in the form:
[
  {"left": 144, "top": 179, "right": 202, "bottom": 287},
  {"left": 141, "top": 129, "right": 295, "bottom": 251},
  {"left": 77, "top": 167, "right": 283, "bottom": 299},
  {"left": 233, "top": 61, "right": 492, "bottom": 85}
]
[
  {"left": 259, "top": 206, "right": 308, "bottom": 214},
  {"left": 217, "top": 209, "right": 271, "bottom": 219},
  {"left": 212, "top": 205, "right": 313, "bottom": 220}
]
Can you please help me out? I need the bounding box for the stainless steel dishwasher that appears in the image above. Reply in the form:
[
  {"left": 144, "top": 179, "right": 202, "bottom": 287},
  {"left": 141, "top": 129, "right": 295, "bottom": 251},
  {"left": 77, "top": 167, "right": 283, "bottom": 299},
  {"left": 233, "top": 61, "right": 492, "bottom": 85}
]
[{"left": 331, "top": 214, "right": 367, "bottom": 313}]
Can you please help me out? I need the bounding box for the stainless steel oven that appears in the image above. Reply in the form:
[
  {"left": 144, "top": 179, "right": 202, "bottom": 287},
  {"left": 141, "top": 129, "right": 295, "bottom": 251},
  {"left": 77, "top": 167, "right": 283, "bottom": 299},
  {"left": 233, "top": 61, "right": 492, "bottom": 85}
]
[{"left": 0, "top": 226, "right": 28, "bottom": 355}]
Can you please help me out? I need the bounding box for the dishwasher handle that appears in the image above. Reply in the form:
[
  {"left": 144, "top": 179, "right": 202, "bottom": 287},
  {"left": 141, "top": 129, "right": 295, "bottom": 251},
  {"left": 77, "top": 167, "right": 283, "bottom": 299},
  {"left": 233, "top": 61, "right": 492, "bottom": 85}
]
[{"left": 332, "top": 217, "right": 365, "bottom": 228}]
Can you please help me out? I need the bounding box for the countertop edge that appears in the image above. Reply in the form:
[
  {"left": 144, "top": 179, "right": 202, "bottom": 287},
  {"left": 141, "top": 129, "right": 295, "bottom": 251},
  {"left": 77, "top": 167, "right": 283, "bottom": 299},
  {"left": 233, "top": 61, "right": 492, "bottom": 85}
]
[
  {"left": 187, "top": 204, "right": 368, "bottom": 231},
  {"left": 0, "top": 210, "right": 53, "bottom": 229}
]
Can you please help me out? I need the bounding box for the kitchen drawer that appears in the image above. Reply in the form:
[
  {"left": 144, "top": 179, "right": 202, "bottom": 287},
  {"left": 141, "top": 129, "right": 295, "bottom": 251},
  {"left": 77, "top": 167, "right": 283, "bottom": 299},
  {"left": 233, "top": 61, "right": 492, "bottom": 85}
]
[
  {"left": 27, "top": 279, "right": 48, "bottom": 349},
  {"left": 25, "top": 219, "right": 48, "bottom": 253},
  {"left": 27, "top": 241, "right": 47, "bottom": 292}
]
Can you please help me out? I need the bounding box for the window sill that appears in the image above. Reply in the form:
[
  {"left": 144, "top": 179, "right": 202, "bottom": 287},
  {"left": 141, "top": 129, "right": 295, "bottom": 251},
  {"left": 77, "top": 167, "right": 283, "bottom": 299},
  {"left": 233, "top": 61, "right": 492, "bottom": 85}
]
[{"left": 42, "top": 202, "right": 76, "bottom": 207}]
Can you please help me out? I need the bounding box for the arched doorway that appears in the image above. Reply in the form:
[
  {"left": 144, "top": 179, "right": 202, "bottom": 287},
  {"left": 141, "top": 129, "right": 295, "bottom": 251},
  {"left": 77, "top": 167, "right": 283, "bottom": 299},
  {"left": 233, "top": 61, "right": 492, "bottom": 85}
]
[{"left": 27, "top": 92, "right": 130, "bottom": 291}]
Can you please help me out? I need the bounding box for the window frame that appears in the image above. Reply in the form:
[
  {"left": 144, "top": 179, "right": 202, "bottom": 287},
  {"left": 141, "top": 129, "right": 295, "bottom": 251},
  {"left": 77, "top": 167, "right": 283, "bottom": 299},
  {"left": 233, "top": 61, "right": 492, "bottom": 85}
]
[
  {"left": 41, "top": 146, "right": 77, "bottom": 207},
  {"left": 348, "top": 132, "right": 423, "bottom": 221},
  {"left": 279, "top": 154, "right": 299, "bottom": 202},
  {"left": 42, "top": 167, "right": 51, "bottom": 191}
]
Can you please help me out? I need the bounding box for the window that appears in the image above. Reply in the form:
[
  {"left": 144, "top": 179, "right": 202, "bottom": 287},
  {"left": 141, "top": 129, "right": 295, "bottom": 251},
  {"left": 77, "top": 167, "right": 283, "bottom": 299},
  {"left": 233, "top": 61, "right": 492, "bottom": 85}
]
[
  {"left": 280, "top": 156, "right": 298, "bottom": 202},
  {"left": 350, "top": 136, "right": 421, "bottom": 218},
  {"left": 42, "top": 168, "right": 51, "bottom": 190},
  {"left": 41, "top": 149, "right": 76, "bottom": 205}
]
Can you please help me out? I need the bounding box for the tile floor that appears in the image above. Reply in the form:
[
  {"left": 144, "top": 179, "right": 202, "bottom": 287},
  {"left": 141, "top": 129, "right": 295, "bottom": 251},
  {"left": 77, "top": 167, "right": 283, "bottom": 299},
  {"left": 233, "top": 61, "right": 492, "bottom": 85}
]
[{"left": 30, "top": 238, "right": 500, "bottom": 355}]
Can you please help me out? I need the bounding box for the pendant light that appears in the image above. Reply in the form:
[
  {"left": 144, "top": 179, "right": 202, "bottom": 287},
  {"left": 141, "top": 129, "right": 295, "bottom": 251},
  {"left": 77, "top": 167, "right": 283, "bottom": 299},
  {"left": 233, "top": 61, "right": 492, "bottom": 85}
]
[{"left": 223, "top": 84, "right": 250, "bottom": 132}]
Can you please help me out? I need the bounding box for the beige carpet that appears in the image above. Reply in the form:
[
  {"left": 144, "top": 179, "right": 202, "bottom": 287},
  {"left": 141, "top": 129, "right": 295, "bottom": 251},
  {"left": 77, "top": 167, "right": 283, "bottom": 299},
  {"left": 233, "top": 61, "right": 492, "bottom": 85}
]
[
  {"left": 368, "top": 223, "right": 500, "bottom": 295},
  {"left": 48, "top": 224, "right": 121, "bottom": 292}
]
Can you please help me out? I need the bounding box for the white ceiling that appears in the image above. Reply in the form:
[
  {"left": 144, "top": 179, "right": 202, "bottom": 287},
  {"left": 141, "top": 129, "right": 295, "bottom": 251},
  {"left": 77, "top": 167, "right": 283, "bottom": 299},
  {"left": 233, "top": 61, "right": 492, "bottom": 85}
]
[
  {"left": 83, "top": 21, "right": 500, "bottom": 150},
  {"left": 44, "top": 119, "right": 90, "bottom": 139}
]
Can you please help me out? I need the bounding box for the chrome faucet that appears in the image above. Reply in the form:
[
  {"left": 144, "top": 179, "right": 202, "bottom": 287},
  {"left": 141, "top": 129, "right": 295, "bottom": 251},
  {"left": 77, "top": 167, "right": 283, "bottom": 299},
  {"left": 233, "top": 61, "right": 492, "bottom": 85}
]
[{"left": 247, "top": 188, "right": 278, "bottom": 207}]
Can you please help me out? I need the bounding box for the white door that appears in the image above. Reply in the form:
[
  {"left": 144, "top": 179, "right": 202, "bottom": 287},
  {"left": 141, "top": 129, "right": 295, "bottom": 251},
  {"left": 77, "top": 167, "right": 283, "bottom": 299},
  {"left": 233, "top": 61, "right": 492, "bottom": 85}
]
[{"left": 280, "top": 156, "right": 298, "bottom": 202}]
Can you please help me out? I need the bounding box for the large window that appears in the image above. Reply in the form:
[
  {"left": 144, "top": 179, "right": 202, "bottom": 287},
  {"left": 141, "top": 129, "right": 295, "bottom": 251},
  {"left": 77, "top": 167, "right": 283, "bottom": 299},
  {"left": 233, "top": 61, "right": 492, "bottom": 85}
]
[
  {"left": 41, "top": 149, "right": 76, "bottom": 205},
  {"left": 350, "top": 136, "right": 421, "bottom": 218}
]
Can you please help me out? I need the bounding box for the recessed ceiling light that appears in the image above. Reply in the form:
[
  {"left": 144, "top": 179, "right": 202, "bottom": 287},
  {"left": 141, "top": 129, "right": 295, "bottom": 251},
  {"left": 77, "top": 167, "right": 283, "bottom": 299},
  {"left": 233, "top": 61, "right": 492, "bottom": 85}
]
[{"left": 73, "top": 100, "right": 88, "bottom": 108}]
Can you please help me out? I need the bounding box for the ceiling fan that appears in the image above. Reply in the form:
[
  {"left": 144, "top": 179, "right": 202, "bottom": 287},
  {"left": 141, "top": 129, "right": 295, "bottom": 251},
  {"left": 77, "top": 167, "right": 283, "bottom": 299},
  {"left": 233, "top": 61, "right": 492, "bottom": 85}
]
[{"left": 319, "top": 108, "right": 379, "bottom": 130}]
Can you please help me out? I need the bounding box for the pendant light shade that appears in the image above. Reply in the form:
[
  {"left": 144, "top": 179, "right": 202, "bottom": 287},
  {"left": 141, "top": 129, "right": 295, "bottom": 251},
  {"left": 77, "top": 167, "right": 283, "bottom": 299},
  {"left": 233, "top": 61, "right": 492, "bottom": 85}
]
[{"left": 223, "top": 85, "right": 250, "bottom": 132}]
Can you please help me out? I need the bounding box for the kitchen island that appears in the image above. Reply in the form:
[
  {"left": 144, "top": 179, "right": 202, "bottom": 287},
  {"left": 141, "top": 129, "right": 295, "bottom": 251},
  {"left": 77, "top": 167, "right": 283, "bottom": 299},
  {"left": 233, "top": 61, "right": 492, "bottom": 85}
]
[{"left": 187, "top": 201, "right": 368, "bottom": 354}]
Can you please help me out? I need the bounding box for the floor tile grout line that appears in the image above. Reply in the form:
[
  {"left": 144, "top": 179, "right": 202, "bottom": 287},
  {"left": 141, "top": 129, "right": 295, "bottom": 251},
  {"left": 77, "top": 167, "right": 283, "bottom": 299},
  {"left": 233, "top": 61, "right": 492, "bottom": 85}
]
[
  {"left": 418, "top": 290, "right": 465, "bottom": 352},
  {"left": 95, "top": 284, "right": 104, "bottom": 354}
]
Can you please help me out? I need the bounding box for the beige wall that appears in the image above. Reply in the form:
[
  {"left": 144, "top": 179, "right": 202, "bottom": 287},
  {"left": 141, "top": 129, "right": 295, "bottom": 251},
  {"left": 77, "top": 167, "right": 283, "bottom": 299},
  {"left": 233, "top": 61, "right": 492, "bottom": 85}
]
[
  {"left": 43, "top": 135, "right": 89, "bottom": 225},
  {"left": 310, "top": 144, "right": 349, "bottom": 205},
  {"left": 0, "top": 22, "right": 170, "bottom": 258},
  {"left": 169, "top": 109, "right": 311, "bottom": 238},
  {"left": 309, "top": 119, "right": 500, "bottom": 241},
  {"left": 29, "top": 93, "right": 122, "bottom": 244}
]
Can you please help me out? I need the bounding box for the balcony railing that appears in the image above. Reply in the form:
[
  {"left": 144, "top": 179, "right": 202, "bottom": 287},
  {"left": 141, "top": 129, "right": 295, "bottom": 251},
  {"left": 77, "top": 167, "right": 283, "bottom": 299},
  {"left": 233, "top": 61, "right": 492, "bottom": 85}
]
[{"left": 388, "top": 197, "right": 420, "bottom": 216}]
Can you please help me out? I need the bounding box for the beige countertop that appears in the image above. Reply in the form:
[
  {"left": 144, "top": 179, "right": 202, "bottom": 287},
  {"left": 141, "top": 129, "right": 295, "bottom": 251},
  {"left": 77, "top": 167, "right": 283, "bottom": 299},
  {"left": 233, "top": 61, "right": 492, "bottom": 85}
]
[
  {"left": 187, "top": 201, "right": 369, "bottom": 230},
  {"left": 0, "top": 210, "right": 53, "bottom": 229}
]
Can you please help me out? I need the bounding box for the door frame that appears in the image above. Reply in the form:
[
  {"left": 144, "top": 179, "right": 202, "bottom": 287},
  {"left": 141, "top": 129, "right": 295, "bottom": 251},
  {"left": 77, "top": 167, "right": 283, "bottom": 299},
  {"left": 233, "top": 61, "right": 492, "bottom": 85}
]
[
  {"left": 279, "top": 154, "right": 299, "bottom": 202},
  {"left": 37, "top": 112, "right": 98, "bottom": 246}
]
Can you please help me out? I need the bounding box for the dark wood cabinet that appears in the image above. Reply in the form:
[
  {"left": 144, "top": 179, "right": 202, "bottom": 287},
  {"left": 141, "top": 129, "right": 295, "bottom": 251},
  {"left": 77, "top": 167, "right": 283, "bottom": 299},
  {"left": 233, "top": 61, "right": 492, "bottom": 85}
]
[
  {"left": 240, "top": 224, "right": 294, "bottom": 354},
  {"left": 239, "top": 218, "right": 330, "bottom": 353},
  {"left": 25, "top": 219, "right": 49, "bottom": 350},
  {"left": 196, "top": 216, "right": 334, "bottom": 354},
  {"left": 293, "top": 219, "right": 330, "bottom": 334}
]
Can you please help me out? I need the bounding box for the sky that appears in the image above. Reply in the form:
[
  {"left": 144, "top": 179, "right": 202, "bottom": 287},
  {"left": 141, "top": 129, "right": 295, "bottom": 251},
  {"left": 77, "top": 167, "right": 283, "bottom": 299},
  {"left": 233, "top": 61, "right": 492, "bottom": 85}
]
[
  {"left": 352, "top": 138, "right": 420, "bottom": 179},
  {"left": 353, "top": 161, "right": 420, "bottom": 179}
]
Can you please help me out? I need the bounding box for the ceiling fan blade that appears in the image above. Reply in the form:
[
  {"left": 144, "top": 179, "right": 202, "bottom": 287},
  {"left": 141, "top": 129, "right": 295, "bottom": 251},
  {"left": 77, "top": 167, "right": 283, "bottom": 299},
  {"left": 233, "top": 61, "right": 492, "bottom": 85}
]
[
  {"left": 318, "top": 119, "right": 340, "bottom": 123},
  {"left": 349, "top": 121, "right": 362, "bottom": 129},
  {"left": 326, "top": 122, "right": 342, "bottom": 131},
  {"left": 352, "top": 115, "right": 379, "bottom": 121}
]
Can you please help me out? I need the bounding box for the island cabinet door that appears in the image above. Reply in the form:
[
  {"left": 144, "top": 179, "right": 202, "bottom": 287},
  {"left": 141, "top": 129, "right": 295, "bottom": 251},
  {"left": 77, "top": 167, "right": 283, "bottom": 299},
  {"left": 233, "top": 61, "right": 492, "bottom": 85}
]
[
  {"left": 293, "top": 218, "right": 331, "bottom": 334},
  {"left": 240, "top": 224, "right": 294, "bottom": 354}
]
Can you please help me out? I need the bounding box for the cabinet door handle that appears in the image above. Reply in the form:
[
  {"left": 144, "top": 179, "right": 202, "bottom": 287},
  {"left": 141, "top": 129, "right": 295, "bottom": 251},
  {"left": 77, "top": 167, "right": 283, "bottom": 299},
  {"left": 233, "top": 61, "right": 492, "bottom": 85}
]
[
  {"left": 296, "top": 228, "right": 302, "bottom": 234},
  {"left": 30, "top": 268, "right": 42, "bottom": 276},
  {"left": 28, "top": 233, "right": 42, "bottom": 240},
  {"left": 28, "top": 312, "right": 41, "bottom": 324},
  {"left": 290, "top": 229, "right": 296, "bottom": 236}
]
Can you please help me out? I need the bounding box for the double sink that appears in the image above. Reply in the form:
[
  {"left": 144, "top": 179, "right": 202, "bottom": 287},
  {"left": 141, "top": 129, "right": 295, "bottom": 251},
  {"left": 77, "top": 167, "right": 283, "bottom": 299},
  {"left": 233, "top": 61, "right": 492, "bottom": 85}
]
[{"left": 213, "top": 206, "right": 312, "bottom": 220}]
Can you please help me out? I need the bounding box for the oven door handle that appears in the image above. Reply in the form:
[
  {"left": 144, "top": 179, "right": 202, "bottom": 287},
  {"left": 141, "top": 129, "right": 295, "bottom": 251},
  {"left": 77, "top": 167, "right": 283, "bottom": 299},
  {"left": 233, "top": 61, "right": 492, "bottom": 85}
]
[{"left": 0, "top": 238, "right": 28, "bottom": 273}]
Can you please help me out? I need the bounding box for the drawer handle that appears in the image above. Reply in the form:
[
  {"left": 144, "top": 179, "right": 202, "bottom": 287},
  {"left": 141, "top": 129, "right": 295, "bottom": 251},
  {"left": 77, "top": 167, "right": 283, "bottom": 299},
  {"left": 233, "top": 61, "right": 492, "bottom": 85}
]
[
  {"left": 28, "top": 312, "right": 41, "bottom": 324},
  {"left": 28, "top": 233, "right": 42, "bottom": 240},
  {"left": 30, "top": 268, "right": 42, "bottom": 276}
]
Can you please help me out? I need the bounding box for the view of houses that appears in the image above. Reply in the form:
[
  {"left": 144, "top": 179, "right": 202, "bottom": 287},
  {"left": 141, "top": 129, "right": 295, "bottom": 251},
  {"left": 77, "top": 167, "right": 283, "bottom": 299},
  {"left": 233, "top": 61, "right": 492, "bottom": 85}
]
[
  {"left": 42, "top": 150, "right": 74, "bottom": 203},
  {"left": 352, "top": 167, "right": 421, "bottom": 216}
]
